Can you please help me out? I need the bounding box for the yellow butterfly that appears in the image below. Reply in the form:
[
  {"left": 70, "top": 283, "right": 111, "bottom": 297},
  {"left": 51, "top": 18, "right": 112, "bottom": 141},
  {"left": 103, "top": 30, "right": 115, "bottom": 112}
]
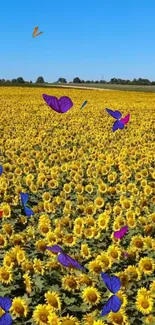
[{"left": 32, "top": 26, "right": 43, "bottom": 38}]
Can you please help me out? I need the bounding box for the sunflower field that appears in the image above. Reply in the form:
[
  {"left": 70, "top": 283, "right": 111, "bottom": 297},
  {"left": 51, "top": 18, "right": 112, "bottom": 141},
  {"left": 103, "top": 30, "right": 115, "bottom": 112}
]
[{"left": 0, "top": 86, "right": 155, "bottom": 325}]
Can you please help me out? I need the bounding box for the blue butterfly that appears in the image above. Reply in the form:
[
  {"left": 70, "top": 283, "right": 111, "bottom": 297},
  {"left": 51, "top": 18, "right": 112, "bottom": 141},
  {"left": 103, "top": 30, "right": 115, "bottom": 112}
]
[
  {"left": 0, "top": 296, "right": 12, "bottom": 325},
  {"left": 0, "top": 165, "right": 3, "bottom": 176},
  {"left": 105, "top": 108, "right": 124, "bottom": 132},
  {"left": 101, "top": 272, "right": 122, "bottom": 316},
  {"left": 80, "top": 100, "right": 88, "bottom": 109},
  {"left": 20, "top": 192, "right": 34, "bottom": 217}
]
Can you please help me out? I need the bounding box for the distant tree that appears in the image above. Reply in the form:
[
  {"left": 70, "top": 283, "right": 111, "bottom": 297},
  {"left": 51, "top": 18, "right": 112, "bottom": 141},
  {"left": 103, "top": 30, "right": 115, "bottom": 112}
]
[
  {"left": 36, "top": 76, "right": 45, "bottom": 83},
  {"left": 95, "top": 80, "right": 99, "bottom": 83},
  {"left": 11, "top": 79, "right": 17, "bottom": 83},
  {"left": 17, "top": 77, "right": 25, "bottom": 83},
  {"left": 30, "top": 81, "right": 32, "bottom": 83},
  {"left": 57, "top": 78, "right": 67, "bottom": 83},
  {"left": 86, "top": 80, "right": 91, "bottom": 83},
  {"left": 81, "top": 80, "right": 85, "bottom": 83},
  {"left": 73, "top": 77, "right": 81, "bottom": 83},
  {"left": 6, "top": 80, "right": 10, "bottom": 83}
]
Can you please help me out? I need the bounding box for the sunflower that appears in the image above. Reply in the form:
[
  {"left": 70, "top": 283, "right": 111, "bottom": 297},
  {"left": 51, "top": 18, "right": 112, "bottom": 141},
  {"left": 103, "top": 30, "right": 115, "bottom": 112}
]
[
  {"left": 93, "top": 321, "right": 106, "bottom": 325},
  {"left": 44, "top": 291, "right": 61, "bottom": 311},
  {"left": 97, "top": 213, "right": 110, "bottom": 230},
  {"left": 139, "top": 257, "right": 155, "bottom": 275},
  {"left": 136, "top": 294, "right": 153, "bottom": 314},
  {"left": 48, "top": 312, "right": 61, "bottom": 325},
  {"left": 96, "top": 253, "right": 112, "bottom": 270},
  {"left": 85, "top": 203, "right": 96, "bottom": 216},
  {"left": 115, "top": 290, "right": 128, "bottom": 308},
  {"left": 82, "top": 286, "right": 101, "bottom": 305},
  {"left": 82, "top": 311, "right": 97, "bottom": 325},
  {"left": 98, "top": 182, "right": 107, "bottom": 194},
  {"left": 94, "top": 197, "right": 104, "bottom": 209},
  {"left": 81, "top": 243, "right": 91, "bottom": 259},
  {"left": 42, "top": 192, "right": 51, "bottom": 202},
  {"left": 33, "top": 304, "right": 50, "bottom": 325},
  {"left": 0, "top": 266, "right": 13, "bottom": 284},
  {"left": 73, "top": 225, "right": 83, "bottom": 237},
  {"left": 144, "top": 315, "right": 155, "bottom": 324},
  {"left": 35, "top": 239, "right": 47, "bottom": 252},
  {"left": 85, "top": 184, "right": 94, "bottom": 194},
  {"left": 88, "top": 259, "right": 102, "bottom": 275},
  {"left": 1, "top": 203, "right": 11, "bottom": 218},
  {"left": 2, "top": 223, "right": 13, "bottom": 236},
  {"left": 61, "top": 315, "right": 80, "bottom": 325},
  {"left": 125, "top": 265, "right": 141, "bottom": 281},
  {"left": 108, "top": 310, "right": 128, "bottom": 324},
  {"left": 33, "top": 258, "right": 45, "bottom": 275},
  {"left": 63, "top": 234, "right": 77, "bottom": 247},
  {"left": 23, "top": 273, "right": 33, "bottom": 294},
  {"left": 107, "top": 245, "right": 121, "bottom": 261},
  {"left": 0, "top": 234, "right": 7, "bottom": 248},
  {"left": 11, "top": 297, "right": 28, "bottom": 317},
  {"left": 3, "top": 254, "right": 14, "bottom": 269},
  {"left": 62, "top": 275, "right": 79, "bottom": 291},
  {"left": 130, "top": 235, "right": 144, "bottom": 250}
]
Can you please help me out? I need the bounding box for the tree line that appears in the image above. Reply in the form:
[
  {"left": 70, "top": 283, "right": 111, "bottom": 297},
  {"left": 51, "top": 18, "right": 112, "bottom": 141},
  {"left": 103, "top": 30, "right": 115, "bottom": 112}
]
[{"left": 0, "top": 76, "right": 155, "bottom": 85}]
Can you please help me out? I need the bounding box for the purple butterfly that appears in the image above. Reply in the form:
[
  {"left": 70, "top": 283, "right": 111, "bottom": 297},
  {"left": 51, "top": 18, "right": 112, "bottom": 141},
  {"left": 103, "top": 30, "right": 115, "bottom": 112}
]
[
  {"left": 42, "top": 95, "right": 73, "bottom": 113},
  {"left": 20, "top": 192, "right": 34, "bottom": 217},
  {"left": 0, "top": 296, "right": 12, "bottom": 325},
  {"left": 46, "top": 245, "right": 85, "bottom": 271},
  {"left": 114, "top": 226, "right": 128, "bottom": 239},
  {"left": 106, "top": 108, "right": 130, "bottom": 132},
  {"left": 101, "top": 272, "right": 122, "bottom": 316},
  {"left": 0, "top": 165, "right": 3, "bottom": 176}
]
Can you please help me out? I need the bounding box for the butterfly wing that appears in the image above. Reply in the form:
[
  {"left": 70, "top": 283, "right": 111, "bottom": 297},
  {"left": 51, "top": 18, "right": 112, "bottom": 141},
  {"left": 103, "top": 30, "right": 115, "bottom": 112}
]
[
  {"left": 101, "top": 273, "right": 121, "bottom": 294},
  {"left": 114, "top": 226, "right": 128, "bottom": 239},
  {"left": 112, "top": 120, "right": 124, "bottom": 132},
  {"left": 20, "top": 192, "right": 29, "bottom": 206},
  {"left": 32, "top": 27, "right": 38, "bottom": 37},
  {"left": 35, "top": 32, "right": 43, "bottom": 37},
  {"left": 0, "top": 312, "right": 12, "bottom": 325},
  {"left": 80, "top": 100, "right": 88, "bottom": 109},
  {"left": 46, "top": 245, "right": 63, "bottom": 254},
  {"left": 59, "top": 96, "right": 73, "bottom": 113},
  {"left": 0, "top": 297, "right": 12, "bottom": 312},
  {"left": 111, "top": 295, "right": 122, "bottom": 313},
  {"left": 106, "top": 108, "right": 122, "bottom": 119},
  {"left": 58, "top": 253, "right": 84, "bottom": 270},
  {"left": 42, "top": 95, "right": 60, "bottom": 112},
  {"left": 0, "top": 165, "right": 3, "bottom": 176},
  {"left": 0, "top": 211, "right": 3, "bottom": 218},
  {"left": 24, "top": 206, "right": 34, "bottom": 217},
  {"left": 120, "top": 113, "right": 130, "bottom": 125}
]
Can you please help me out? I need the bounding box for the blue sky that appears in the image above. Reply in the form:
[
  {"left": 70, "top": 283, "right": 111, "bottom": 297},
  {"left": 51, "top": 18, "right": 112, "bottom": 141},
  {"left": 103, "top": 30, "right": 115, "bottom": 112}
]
[{"left": 0, "top": 0, "right": 155, "bottom": 82}]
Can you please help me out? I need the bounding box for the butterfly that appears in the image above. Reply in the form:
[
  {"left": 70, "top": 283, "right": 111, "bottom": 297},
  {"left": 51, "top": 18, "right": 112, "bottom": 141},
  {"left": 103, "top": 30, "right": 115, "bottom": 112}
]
[
  {"left": 0, "top": 165, "right": 3, "bottom": 176},
  {"left": 114, "top": 226, "right": 128, "bottom": 239},
  {"left": 101, "top": 272, "right": 122, "bottom": 316},
  {"left": 42, "top": 95, "right": 73, "bottom": 113},
  {"left": 0, "top": 211, "right": 3, "bottom": 218},
  {"left": 46, "top": 245, "right": 85, "bottom": 271},
  {"left": 80, "top": 100, "right": 88, "bottom": 109},
  {"left": 20, "top": 192, "right": 34, "bottom": 217},
  {"left": 32, "top": 26, "right": 43, "bottom": 38},
  {"left": 106, "top": 108, "right": 130, "bottom": 132},
  {"left": 0, "top": 296, "right": 12, "bottom": 325}
]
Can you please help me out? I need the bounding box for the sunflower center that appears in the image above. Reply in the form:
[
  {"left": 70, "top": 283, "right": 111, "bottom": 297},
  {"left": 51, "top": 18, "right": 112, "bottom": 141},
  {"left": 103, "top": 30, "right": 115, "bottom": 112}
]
[
  {"left": 1, "top": 272, "right": 9, "bottom": 280},
  {"left": 141, "top": 301, "right": 149, "bottom": 309},
  {"left": 40, "top": 313, "right": 48, "bottom": 322},
  {"left": 67, "top": 279, "right": 77, "bottom": 288},
  {"left": 67, "top": 236, "right": 73, "bottom": 243},
  {"left": 15, "top": 305, "right": 24, "bottom": 315},
  {"left": 88, "top": 292, "right": 97, "bottom": 303},
  {"left": 94, "top": 265, "right": 102, "bottom": 273},
  {"left": 49, "top": 297, "right": 58, "bottom": 308},
  {"left": 111, "top": 251, "right": 118, "bottom": 258},
  {"left": 144, "top": 263, "right": 152, "bottom": 270},
  {"left": 135, "top": 240, "right": 143, "bottom": 248},
  {"left": 113, "top": 314, "right": 123, "bottom": 324},
  {"left": 0, "top": 238, "right": 4, "bottom": 245}
]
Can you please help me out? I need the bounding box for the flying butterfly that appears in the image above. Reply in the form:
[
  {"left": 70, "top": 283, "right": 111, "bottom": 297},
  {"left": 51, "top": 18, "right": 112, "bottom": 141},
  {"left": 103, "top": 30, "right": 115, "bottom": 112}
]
[
  {"left": 20, "top": 192, "right": 34, "bottom": 217},
  {"left": 32, "top": 26, "right": 43, "bottom": 38},
  {"left": 42, "top": 94, "right": 73, "bottom": 113},
  {"left": 80, "top": 100, "right": 88, "bottom": 109},
  {"left": 0, "top": 165, "right": 3, "bottom": 176},
  {"left": 101, "top": 272, "right": 122, "bottom": 316},
  {"left": 114, "top": 226, "right": 128, "bottom": 239},
  {"left": 46, "top": 245, "right": 85, "bottom": 271},
  {"left": 0, "top": 296, "right": 12, "bottom": 325},
  {"left": 105, "top": 108, "right": 130, "bottom": 132}
]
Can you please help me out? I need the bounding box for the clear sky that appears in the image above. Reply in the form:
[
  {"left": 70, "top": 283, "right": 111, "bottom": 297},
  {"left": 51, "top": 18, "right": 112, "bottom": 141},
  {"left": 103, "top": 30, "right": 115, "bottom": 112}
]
[{"left": 0, "top": 0, "right": 155, "bottom": 82}]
